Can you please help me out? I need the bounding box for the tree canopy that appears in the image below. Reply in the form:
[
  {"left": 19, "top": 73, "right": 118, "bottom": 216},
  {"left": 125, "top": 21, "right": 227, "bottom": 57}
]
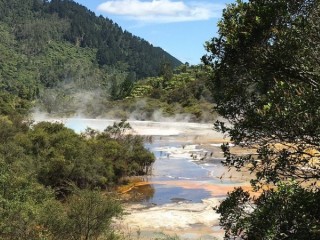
[
  {"left": 0, "top": 116, "right": 154, "bottom": 239},
  {"left": 203, "top": 0, "right": 320, "bottom": 238},
  {"left": 1, "top": 0, "right": 181, "bottom": 79}
]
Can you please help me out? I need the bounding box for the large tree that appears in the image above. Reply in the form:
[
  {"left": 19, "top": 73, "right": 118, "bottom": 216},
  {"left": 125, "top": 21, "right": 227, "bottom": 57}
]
[{"left": 203, "top": 0, "right": 320, "bottom": 239}]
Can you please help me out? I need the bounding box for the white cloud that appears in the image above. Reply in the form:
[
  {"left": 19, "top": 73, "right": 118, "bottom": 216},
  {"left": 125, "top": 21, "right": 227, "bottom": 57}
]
[{"left": 97, "top": 0, "right": 224, "bottom": 23}]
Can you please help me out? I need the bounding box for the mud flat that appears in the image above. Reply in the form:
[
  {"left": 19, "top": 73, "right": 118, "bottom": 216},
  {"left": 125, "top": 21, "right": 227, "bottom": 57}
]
[
  {"left": 115, "top": 197, "right": 224, "bottom": 240},
  {"left": 110, "top": 120, "right": 252, "bottom": 240},
  {"left": 115, "top": 178, "right": 252, "bottom": 240}
]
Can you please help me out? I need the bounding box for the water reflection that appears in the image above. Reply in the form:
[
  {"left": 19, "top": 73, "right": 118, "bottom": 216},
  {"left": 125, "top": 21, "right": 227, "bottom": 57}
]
[{"left": 125, "top": 184, "right": 155, "bottom": 203}]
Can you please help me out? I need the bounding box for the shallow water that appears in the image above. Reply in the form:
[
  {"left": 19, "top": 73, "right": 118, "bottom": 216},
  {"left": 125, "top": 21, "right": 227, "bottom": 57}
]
[
  {"left": 39, "top": 118, "right": 251, "bottom": 239},
  {"left": 56, "top": 118, "right": 247, "bottom": 202}
]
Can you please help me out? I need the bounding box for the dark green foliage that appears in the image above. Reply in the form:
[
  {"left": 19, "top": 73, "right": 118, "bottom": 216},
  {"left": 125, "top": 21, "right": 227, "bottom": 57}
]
[
  {"left": 0, "top": 0, "right": 181, "bottom": 79},
  {"left": 42, "top": 189, "right": 122, "bottom": 240},
  {"left": 203, "top": 0, "right": 320, "bottom": 239},
  {"left": 217, "top": 183, "right": 320, "bottom": 240},
  {"left": 0, "top": 160, "right": 122, "bottom": 240},
  {"left": 64, "top": 190, "right": 122, "bottom": 240},
  {"left": 0, "top": 163, "right": 56, "bottom": 239},
  {"left": 15, "top": 121, "right": 155, "bottom": 194},
  {"left": 109, "top": 72, "right": 136, "bottom": 100},
  {"left": 159, "top": 61, "right": 174, "bottom": 88},
  {"left": 126, "top": 65, "right": 216, "bottom": 121},
  {"left": 0, "top": 115, "right": 151, "bottom": 239},
  {"left": 215, "top": 188, "right": 250, "bottom": 238},
  {"left": 204, "top": 0, "right": 320, "bottom": 185}
]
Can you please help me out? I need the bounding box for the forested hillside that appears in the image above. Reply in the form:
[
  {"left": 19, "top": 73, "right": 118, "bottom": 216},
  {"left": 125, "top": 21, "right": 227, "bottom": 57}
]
[
  {"left": 0, "top": 0, "right": 184, "bottom": 117},
  {"left": 107, "top": 64, "right": 217, "bottom": 122},
  {"left": 0, "top": 0, "right": 181, "bottom": 78}
]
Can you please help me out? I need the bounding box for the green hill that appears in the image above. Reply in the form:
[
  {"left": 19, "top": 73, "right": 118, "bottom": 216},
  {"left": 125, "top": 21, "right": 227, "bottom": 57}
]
[
  {"left": 0, "top": 0, "right": 216, "bottom": 121},
  {"left": 0, "top": 0, "right": 181, "bottom": 78},
  {"left": 0, "top": 0, "right": 183, "bottom": 114}
]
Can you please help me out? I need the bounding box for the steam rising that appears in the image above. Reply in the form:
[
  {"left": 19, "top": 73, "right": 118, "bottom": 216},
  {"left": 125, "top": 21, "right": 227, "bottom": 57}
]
[{"left": 36, "top": 87, "right": 217, "bottom": 123}]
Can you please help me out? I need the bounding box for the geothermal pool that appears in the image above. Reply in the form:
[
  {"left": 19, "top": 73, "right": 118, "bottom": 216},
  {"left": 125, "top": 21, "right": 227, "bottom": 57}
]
[{"left": 38, "top": 118, "right": 251, "bottom": 239}]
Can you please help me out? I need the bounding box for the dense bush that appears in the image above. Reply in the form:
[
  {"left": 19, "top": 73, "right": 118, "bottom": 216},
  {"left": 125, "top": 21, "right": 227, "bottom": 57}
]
[{"left": 0, "top": 116, "right": 154, "bottom": 239}]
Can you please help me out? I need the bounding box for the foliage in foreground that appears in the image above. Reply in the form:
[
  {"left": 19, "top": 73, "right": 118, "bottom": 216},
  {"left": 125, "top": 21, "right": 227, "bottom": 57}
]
[
  {"left": 0, "top": 116, "right": 154, "bottom": 239},
  {"left": 217, "top": 183, "right": 320, "bottom": 239},
  {"left": 203, "top": 0, "right": 320, "bottom": 239}
]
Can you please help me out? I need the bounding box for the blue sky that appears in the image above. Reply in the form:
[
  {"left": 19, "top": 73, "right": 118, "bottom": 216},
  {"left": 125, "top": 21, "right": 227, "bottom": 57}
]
[{"left": 74, "top": 0, "right": 235, "bottom": 65}]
